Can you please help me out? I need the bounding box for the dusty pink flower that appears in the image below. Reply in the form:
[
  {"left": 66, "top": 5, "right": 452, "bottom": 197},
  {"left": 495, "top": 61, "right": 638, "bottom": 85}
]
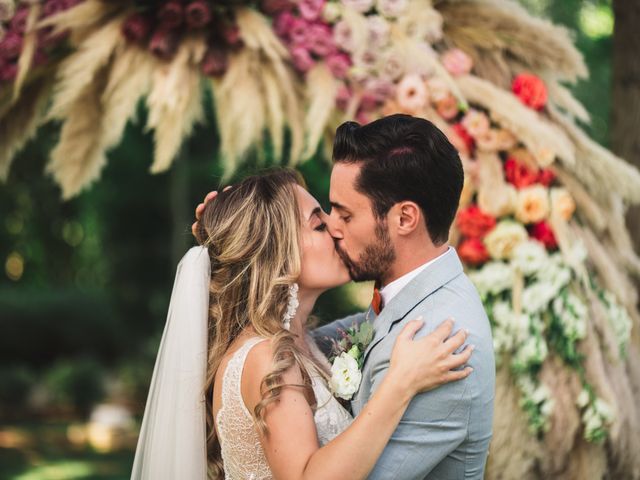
[
  {"left": 222, "top": 24, "right": 242, "bottom": 47},
  {"left": 0, "top": 31, "right": 22, "bottom": 59},
  {"left": 308, "top": 23, "right": 335, "bottom": 56},
  {"left": 10, "top": 7, "right": 28, "bottom": 34},
  {"left": 299, "top": 0, "right": 325, "bottom": 21},
  {"left": 365, "top": 78, "right": 394, "bottom": 102},
  {"left": 335, "top": 84, "right": 352, "bottom": 110},
  {"left": 158, "top": 1, "right": 184, "bottom": 30},
  {"left": 291, "top": 45, "right": 315, "bottom": 72},
  {"left": 43, "top": 0, "right": 66, "bottom": 17},
  {"left": 149, "top": 28, "right": 180, "bottom": 60},
  {"left": 122, "top": 13, "right": 152, "bottom": 44},
  {"left": 185, "top": 1, "right": 212, "bottom": 29},
  {"left": 441, "top": 48, "right": 473, "bottom": 76},
  {"left": 395, "top": 74, "right": 428, "bottom": 114},
  {"left": 367, "top": 15, "right": 389, "bottom": 48},
  {"left": 327, "top": 52, "right": 351, "bottom": 79},
  {"left": 201, "top": 47, "right": 228, "bottom": 76},
  {"left": 436, "top": 94, "right": 459, "bottom": 120},
  {"left": 461, "top": 109, "right": 490, "bottom": 138}
]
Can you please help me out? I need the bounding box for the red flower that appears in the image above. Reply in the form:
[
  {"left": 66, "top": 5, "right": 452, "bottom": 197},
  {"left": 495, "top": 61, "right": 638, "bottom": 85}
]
[
  {"left": 529, "top": 221, "right": 558, "bottom": 250},
  {"left": 158, "top": 1, "right": 184, "bottom": 30},
  {"left": 456, "top": 205, "right": 496, "bottom": 239},
  {"left": 201, "top": 47, "right": 228, "bottom": 77},
  {"left": 122, "top": 13, "right": 152, "bottom": 44},
  {"left": 0, "top": 32, "right": 23, "bottom": 60},
  {"left": 458, "top": 238, "right": 490, "bottom": 266},
  {"left": 185, "top": 1, "right": 212, "bottom": 29},
  {"left": 452, "top": 123, "right": 474, "bottom": 152},
  {"left": 537, "top": 168, "right": 556, "bottom": 187},
  {"left": 504, "top": 157, "right": 538, "bottom": 189},
  {"left": 149, "top": 28, "right": 180, "bottom": 60},
  {"left": 512, "top": 73, "right": 547, "bottom": 110}
]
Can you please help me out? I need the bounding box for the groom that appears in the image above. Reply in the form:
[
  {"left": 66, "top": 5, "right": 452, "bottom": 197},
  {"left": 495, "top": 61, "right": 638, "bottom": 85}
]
[
  {"left": 312, "top": 114, "right": 495, "bottom": 479},
  {"left": 193, "top": 114, "right": 495, "bottom": 479}
]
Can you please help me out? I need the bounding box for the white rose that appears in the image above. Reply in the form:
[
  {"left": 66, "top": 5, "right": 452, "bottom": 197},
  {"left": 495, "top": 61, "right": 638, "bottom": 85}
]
[
  {"left": 469, "top": 261, "right": 513, "bottom": 298},
  {"left": 329, "top": 352, "right": 362, "bottom": 400},
  {"left": 322, "top": 1, "right": 343, "bottom": 22}
]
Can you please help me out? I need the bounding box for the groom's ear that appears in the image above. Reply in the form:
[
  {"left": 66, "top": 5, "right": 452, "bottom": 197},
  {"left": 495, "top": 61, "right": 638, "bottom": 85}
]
[{"left": 392, "top": 201, "right": 422, "bottom": 236}]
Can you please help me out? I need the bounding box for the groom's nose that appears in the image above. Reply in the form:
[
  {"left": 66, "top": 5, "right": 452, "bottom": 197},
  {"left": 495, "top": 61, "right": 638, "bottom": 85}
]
[{"left": 325, "top": 213, "right": 343, "bottom": 240}]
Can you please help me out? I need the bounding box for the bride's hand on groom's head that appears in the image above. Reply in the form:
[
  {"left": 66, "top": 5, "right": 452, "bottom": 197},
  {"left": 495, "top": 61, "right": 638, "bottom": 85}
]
[
  {"left": 191, "top": 187, "right": 233, "bottom": 239},
  {"left": 389, "top": 317, "right": 474, "bottom": 395}
]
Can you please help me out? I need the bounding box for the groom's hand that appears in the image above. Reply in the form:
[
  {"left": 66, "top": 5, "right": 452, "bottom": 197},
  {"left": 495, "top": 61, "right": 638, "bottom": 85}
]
[{"left": 191, "top": 187, "right": 232, "bottom": 238}]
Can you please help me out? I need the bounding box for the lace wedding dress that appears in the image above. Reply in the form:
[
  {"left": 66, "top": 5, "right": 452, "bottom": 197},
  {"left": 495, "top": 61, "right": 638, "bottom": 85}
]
[{"left": 215, "top": 337, "right": 353, "bottom": 479}]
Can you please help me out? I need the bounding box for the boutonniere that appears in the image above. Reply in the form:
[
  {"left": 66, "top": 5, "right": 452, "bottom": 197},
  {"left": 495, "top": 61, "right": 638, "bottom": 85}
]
[{"left": 328, "top": 321, "right": 375, "bottom": 400}]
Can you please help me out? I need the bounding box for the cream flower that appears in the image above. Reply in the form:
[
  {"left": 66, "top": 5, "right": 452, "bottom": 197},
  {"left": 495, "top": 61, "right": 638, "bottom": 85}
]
[
  {"left": 426, "top": 77, "right": 450, "bottom": 103},
  {"left": 322, "top": 1, "right": 342, "bottom": 22},
  {"left": 511, "top": 239, "right": 548, "bottom": 276},
  {"left": 395, "top": 74, "right": 429, "bottom": 114},
  {"left": 484, "top": 220, "right": 528, "bottom": 260},
  {"left": 461, "top": 109, "right": 490, "bottom": 138},
  {"left": 534, "top": 146, "right": 556, "bottom": 168},
  {"left": 515, "top": 185, "right": 550, "bottom": 224},
  {"left": 376, "top": 0, "right": 408, "bottom": 18},
  {"left": 341, "top": 0, "right": 374, "bottom": 13},
  {"left": 550, "top": 187, "right": 576, "bottom": 221},
  {"left": 329, "top": 352, "right": 362, "bottom": 400},
  {"left": 477, "top": 184, "right": 517, "bottom": 217}
]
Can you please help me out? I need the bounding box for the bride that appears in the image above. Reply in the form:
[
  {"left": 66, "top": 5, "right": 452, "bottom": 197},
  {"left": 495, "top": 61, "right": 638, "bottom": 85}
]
[{"left": 131, "top": 169, "right": 473, "bottom": 479}]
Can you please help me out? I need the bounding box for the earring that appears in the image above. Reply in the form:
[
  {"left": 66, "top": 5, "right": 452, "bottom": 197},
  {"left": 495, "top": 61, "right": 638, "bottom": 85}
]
[{"left": 282, "top": 283, "right": 299, "bottom": 330}]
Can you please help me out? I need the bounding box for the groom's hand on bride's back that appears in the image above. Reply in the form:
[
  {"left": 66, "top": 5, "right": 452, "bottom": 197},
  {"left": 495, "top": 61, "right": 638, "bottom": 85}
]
[{"left": 191, "top": 187, "right": 232, "bottom": 241}]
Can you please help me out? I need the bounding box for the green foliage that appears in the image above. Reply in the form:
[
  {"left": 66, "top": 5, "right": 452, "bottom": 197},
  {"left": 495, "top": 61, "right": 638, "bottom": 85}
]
[{"left": 44, "top": 358, "right": 106, "bottom": 416}]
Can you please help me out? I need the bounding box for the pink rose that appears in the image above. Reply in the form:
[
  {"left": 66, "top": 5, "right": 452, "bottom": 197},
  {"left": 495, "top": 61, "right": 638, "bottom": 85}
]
[
  {"left": 327, "top": 52, "right": 351, "bottom": 79},
  {"left": 442, "top": 48, "right": 473, "bottom": 76},
  {"left": 308, "top": 23, "right": 335, "bottom": 56},
  {"left": 274, "top": 11, "right": 295, "bottom": 38},
  {"left": 332, "top": 20, "right": 354, "bottom": 52},
  {"left": 185, "top": 1, "right": 213, "bottom": 29},
  {"left": 291, "top": 45, "right": 315, "bottom": 72},
  {"left": 299, "top": 0, "right": 325, "bottom": 21},
  {"left": 289, "top": 17, "right": 310, "bottom": 45}
]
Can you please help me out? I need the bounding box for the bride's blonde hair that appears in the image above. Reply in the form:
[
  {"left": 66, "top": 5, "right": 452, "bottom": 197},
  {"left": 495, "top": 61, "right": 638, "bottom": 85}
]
[{"left": 195, "top": 169, "right": 324, "bottom": 478}]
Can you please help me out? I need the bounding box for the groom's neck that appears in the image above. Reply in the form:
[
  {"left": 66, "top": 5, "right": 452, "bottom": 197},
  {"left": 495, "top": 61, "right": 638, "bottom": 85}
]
[{"left": 379, "top": 242, "right": 448, "bottom": 288}]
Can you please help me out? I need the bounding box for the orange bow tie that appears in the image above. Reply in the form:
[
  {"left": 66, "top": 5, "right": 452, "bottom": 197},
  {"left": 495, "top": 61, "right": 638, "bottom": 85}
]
[{"left": 371, "top": 287, "right": 384, "bottom": 315}]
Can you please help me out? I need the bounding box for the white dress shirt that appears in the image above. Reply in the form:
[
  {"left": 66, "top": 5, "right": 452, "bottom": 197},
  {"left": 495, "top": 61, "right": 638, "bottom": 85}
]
[{"left": 379, "top": 247, "right": 452, "bottom": 307}]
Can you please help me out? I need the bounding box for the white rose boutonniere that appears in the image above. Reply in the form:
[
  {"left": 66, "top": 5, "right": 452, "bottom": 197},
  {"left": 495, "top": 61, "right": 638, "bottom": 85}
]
[{"left": 328, "top": 321, "right": 374, "bottom": 401}]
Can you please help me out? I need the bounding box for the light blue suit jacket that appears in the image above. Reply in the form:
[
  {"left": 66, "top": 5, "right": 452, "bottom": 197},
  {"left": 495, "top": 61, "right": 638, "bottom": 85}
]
[{"left": 312, "top": 248, "right": 495, "bottom": 479}]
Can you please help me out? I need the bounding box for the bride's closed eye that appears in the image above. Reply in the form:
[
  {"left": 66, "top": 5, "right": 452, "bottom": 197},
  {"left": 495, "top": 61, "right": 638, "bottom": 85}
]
[{"left": 314, "top": 222, "right": 328, "bottom": 232}]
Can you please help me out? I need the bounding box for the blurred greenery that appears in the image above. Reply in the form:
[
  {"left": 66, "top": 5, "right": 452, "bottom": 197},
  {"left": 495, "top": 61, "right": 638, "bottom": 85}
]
[{"left": 0, "top": 0, "right": 618, "bottom": 478}]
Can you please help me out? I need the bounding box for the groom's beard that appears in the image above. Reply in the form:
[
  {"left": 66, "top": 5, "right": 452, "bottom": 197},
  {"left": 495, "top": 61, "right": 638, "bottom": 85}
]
[{"left": 335, "top": 220, "right": 396, "bottom": 283}]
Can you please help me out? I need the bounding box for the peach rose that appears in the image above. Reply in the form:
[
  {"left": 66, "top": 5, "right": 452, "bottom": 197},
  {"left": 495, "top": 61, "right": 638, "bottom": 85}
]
[
  {"left": 436, "top": 94, "right": 459, "bottom": 120},
  {"left": 515, "top": 185, "right": 550, "bottom": 224},
  {"left": 395, "top": 74, "right": 428, "bottom": 114},
  {"left": 483, "top": 220, "right": 528, "bottom": 260},
  {"left": 461, "top": 109, "right": 490, "bottom": 138},
  {"left": 550, "top": 187, "right": 576, "bottom": 221},
  {"left": 477, "top": 184, "right": 517, "bottom": 217}
]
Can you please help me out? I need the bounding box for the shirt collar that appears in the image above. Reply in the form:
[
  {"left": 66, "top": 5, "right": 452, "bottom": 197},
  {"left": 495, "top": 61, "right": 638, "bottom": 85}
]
[{"left": 379, "top": 247, "right": 452, "bottom": 307}]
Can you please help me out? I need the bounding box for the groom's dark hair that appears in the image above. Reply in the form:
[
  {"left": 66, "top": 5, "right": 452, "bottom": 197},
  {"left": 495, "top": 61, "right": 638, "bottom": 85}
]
[{"left": 332, "top": 114, "right": 464, "bottom": 245}]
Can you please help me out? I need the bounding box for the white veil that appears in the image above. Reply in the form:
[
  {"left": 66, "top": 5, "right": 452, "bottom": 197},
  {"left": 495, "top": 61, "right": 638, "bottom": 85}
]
[{"left": 131, "top": 246, "right": 211, "bottom": 480}]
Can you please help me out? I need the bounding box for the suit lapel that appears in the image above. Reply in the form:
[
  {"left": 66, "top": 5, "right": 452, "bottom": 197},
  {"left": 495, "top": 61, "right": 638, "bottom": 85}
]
[{"left": 362, "top": 248, "right": 464, "bottom": 366}]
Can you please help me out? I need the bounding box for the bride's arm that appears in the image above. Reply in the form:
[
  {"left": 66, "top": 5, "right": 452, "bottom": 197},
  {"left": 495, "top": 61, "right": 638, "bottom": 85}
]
[{"left": 242, "top": 319, "right": 473, "bottom": 480}]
